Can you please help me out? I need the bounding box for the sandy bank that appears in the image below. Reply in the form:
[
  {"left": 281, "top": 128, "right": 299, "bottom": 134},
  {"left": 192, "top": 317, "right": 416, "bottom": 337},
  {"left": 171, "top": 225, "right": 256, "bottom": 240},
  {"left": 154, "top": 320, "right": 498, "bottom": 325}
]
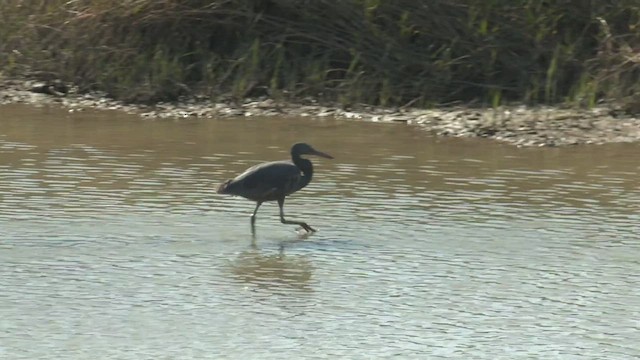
[{"left": 2, "top": 78, "right": 639, "bottom": 147}]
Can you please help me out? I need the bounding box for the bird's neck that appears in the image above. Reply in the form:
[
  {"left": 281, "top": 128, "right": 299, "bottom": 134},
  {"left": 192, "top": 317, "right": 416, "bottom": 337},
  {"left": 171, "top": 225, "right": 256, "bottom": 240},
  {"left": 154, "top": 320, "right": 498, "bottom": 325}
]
[{"left": 293, "top": 156, "right": 313, "bottom": 187}]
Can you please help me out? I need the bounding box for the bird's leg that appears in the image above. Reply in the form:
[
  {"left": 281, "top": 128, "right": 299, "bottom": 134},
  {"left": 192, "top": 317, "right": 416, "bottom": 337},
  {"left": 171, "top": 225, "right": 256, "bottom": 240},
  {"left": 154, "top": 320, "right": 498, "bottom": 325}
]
[
  {"left": 251, "top": 201, "right": 262, "bottom": 226},
  {"left": 277, "top": 198, "right": 316, "bottom": 232}
]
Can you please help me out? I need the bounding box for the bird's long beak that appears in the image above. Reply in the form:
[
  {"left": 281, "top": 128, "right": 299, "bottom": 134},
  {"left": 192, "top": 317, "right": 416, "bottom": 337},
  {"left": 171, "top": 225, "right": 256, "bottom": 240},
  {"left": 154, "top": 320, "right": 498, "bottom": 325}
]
[{"left": 312, "top": 149, "right": 334, "bottom": 159}]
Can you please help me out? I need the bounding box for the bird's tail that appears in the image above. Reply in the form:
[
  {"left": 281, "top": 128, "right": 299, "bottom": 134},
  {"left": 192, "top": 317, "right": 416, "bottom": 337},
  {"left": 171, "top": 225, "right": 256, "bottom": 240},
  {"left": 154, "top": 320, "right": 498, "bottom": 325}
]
[{"left": 216, "top": 180, "right": 232, "bottom": 194}]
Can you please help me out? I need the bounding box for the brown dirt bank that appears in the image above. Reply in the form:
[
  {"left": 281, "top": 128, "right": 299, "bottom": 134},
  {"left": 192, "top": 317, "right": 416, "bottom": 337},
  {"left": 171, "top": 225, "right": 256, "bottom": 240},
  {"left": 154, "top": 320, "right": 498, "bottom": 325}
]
[{"left": 2, "top": 78, "right": 640, "bottom": 147}]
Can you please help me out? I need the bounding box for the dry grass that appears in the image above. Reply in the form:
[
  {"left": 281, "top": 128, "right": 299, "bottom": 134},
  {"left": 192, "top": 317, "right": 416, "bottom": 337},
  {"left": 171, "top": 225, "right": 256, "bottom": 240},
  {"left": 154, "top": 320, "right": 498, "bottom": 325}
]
[{"left": 1, "top": 0, "right": 639, "bottom": 108}]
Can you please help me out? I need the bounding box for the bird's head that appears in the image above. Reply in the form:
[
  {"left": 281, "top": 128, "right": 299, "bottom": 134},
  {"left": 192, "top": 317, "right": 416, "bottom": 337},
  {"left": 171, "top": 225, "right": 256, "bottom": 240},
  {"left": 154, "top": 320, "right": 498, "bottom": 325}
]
[{"left": 291, "top": 142, "right": 333, "bottom": 159}]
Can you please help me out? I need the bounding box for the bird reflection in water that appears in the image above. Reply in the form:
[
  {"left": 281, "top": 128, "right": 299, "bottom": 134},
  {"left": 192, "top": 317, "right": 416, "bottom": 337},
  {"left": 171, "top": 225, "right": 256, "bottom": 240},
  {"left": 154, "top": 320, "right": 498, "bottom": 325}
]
[
  {"left": 229, "top": 242, "right": 314, "bottom": 293},
  {"left": 217, "top": 143, "right": 333, "bottom": 234}
]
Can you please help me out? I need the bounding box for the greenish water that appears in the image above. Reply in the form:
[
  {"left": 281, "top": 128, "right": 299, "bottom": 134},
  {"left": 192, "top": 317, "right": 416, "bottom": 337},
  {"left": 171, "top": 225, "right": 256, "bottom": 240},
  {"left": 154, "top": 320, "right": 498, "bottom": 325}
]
[{"left": 1, "top": 104, "right": 639, "bottom": 359}]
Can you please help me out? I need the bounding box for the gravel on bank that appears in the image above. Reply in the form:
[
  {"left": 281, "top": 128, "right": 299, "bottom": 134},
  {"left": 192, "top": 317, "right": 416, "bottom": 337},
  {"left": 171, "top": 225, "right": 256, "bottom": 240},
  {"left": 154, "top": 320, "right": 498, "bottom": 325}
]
[{"left": 2, "top": 78, "right": 640, "bottom": 147}]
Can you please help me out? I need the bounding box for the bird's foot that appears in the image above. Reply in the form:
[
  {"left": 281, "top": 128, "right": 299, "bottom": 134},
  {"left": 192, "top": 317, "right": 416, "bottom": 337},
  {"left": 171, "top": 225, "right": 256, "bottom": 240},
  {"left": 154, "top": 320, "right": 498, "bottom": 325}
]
[{"left": 296, "top": 224, "right": 316, "bottom": 233}]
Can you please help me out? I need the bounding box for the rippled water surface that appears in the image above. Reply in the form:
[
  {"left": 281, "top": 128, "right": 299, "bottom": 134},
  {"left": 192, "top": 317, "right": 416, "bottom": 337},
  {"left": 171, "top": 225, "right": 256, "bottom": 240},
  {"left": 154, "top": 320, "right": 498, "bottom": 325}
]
[{"left": 1, "top": 104, "right": 639, "bottom": 359}]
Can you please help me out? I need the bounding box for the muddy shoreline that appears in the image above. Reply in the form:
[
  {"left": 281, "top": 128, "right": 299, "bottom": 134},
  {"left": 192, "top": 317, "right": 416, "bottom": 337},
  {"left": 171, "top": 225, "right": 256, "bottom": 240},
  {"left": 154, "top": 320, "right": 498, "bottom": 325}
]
[{"left": 2, "top": 78, "right": 640, "bottom": 147}]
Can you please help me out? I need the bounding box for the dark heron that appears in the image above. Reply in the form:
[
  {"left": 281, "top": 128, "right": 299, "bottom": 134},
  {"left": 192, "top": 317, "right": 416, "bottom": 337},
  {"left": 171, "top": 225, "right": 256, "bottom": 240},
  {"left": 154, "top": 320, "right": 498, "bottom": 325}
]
[{"left": 217, "top": 142, "right": 333, "bottom": 232}]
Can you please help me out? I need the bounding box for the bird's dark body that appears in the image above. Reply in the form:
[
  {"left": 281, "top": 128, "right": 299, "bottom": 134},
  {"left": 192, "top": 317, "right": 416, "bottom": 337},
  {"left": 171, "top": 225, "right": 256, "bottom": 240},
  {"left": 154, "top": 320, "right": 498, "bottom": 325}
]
[
  {"left": 218, "top": 160, "right": 306, "bottom": 202},
  {"left": 217, "top": 143, "right": 332, "bottom": 233}
]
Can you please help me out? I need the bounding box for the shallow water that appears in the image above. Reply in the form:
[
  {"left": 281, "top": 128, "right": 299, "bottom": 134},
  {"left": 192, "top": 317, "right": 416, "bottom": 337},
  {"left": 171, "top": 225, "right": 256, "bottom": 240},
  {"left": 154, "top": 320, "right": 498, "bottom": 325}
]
[{"left": 0, "top": 104, "right": 639, "bottom": 359}]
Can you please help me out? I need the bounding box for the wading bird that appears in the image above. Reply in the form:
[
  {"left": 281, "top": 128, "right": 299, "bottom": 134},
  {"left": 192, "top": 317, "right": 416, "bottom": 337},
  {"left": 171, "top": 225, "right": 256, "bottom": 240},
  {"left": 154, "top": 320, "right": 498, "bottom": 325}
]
[{"left": 217, "top": 143, "right": 333, "bottom": 232}]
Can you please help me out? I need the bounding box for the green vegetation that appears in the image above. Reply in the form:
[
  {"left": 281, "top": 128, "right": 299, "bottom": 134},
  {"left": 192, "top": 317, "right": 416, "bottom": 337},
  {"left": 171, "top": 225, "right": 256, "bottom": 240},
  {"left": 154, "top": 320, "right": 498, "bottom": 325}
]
[{"left": 1, "top": 0, "right": 639, "bottom": 108}]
